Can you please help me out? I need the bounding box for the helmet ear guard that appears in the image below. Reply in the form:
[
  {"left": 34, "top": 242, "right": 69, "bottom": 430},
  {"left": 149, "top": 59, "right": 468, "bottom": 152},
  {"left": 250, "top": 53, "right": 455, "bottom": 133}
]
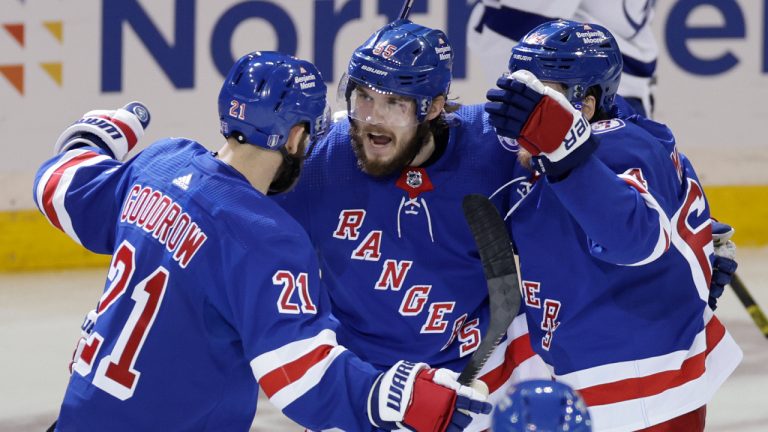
[
  {"left": 218, "top": 51, "right": 329, "bottom": 154},
  {"left": 508, "top": 20, "right": 623, "bottom": 114}
]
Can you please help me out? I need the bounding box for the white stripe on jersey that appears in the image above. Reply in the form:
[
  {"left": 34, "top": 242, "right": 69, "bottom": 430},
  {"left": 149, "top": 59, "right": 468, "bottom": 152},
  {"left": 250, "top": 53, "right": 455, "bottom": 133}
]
[
  {"left": 267, "top": 345, "right": 347, "bottom": 410},
  {"left": 617, "top": 173, "right": 671, "bottom": 266},
  {"left": 250, "top": 329, "right": 339, "bottom": 380},
  {"left": 552, "top": 311, "right": 741, "bottom": 431},
  {"left": 35, "top": 149, "right": 91, "bottom": 213},
  {"left": 468, "top": 314, "right": 550, "bottom": 432},
  {"left": 37, "top": 149, "right": 110, "bottom": 245},
  {"left": 670, "top": 178, "right": 715, "bottom": 302},
  {"left": 587, "top": 323, "right": 741, "bottom": 431},
  {"left": 553, "top": 317, "right": 711, "bottom": 390}
]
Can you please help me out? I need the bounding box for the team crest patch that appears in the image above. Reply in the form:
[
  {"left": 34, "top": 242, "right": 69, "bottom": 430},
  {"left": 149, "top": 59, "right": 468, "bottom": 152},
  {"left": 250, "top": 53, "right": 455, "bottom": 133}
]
[{"left": 591, "top": 119, "right": 625, "bottom": 134}]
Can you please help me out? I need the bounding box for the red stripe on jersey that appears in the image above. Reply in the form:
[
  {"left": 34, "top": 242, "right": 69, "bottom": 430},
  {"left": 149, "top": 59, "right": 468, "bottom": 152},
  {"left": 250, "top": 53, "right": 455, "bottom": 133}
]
[
  {"left": 620, "top": 175, "right": 649, "bottom": 195},
  {"left": 579, "top": 317, "right": 726, "bottom": 407},
  {"left": 480, "top": 333, "right": 537, "bottom": 394},
  {"left": 42, "top": 152, "right": 100, "bottom": 230},
  {"left": 98, "top": 115, "right": 137, "bottom": 150},
  {"left": 259, "top": 344, "right": 334, "bottom": 398}
]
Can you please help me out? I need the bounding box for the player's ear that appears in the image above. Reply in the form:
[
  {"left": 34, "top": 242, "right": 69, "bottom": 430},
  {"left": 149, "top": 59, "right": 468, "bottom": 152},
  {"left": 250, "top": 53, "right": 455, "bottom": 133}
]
[
  {"left": 284, "top": 124, "right": 309, "bottom": 156},
  {"left": 426, "top": 95, "right": 446, "bottom": 121},
  {"left": 582, "top": 95, "right": 596, "bottom": 122}
]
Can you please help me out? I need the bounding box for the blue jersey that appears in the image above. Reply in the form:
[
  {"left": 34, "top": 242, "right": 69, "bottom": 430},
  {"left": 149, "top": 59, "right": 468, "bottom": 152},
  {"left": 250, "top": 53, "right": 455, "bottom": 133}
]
[
  {"left": 34, "top": 140, "right": 380, "bottom": 431},
  {"left": 275, "top": 105, "right": 545, "bottom": 396},
  {"left": 506, "top": 117, "right": 742, "bottom": 431}
]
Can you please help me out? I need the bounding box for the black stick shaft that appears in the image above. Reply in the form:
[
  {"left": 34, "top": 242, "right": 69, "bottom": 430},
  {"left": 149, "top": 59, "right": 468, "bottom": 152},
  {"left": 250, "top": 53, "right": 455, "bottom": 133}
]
[
  {"left": 458, "top": 195, "right": 521, "bottom": 385},
  {"left": 729, "top": 273, "right": 768, "bottom": 338},
  {"left": 398, "top": 0, "right": 414, "bottom": 20}
]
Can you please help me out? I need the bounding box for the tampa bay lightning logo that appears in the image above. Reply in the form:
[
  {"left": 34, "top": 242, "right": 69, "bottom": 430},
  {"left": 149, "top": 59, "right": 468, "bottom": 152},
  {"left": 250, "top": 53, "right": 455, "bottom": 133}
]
[{"left": 623, "top": 0, "right": 655, "bottom": 38}]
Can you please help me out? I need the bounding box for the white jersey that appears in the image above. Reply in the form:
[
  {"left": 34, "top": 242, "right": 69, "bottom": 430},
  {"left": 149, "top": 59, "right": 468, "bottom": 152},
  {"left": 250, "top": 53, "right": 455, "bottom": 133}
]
[{"left": 468, "top": 0, "right": 657, "bottom": 115}]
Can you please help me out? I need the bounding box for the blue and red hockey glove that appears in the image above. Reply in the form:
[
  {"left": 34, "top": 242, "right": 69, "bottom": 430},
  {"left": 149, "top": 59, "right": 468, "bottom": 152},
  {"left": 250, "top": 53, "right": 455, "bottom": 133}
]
[
  {"left": 368, "top": 360, "right": 491, "bottom": 432},
  {"left": 485, "top": 70, "right": 598, "bottom": 180}
]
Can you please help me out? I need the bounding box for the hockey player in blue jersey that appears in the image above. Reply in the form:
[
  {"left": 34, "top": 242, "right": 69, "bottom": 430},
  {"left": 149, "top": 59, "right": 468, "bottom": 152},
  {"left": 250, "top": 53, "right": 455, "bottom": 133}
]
[
  {"left": 34, "top": 51, "right": 492, "bottom": 432},
  {"left": 484, "top": 20, "right": 742, "bottom": 431},
  {"left": 274, "top": 20, "right": 550, "bottom": 431}
]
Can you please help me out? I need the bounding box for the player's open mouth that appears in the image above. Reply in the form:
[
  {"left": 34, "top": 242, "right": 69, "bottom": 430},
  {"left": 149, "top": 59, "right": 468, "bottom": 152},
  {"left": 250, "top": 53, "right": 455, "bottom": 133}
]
[{"left": 365, "top": 132, "right": 394, "bottom": 156}]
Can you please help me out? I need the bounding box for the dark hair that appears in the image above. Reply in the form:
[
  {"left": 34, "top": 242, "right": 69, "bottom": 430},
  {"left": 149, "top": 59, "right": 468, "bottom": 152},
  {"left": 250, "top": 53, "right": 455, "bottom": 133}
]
[
  {"left": 428, "top": 97, "right": 461, "bottom": 137},
  {"left": 586, "top": 86, "right": 613, "bottom": 122}
]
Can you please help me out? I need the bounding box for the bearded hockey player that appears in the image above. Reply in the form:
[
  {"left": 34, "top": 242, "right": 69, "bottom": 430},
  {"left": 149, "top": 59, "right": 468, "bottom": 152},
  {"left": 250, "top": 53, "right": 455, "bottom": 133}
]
[{"left": 274, "top": 20, "right": 549, "bottom": 431}]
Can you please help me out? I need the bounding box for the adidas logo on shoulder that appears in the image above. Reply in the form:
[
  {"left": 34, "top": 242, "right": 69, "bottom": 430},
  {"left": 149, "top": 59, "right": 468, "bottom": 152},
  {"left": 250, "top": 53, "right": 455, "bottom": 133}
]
[{"left": 172, "top": 173, "right": 192, "bottom": 191}]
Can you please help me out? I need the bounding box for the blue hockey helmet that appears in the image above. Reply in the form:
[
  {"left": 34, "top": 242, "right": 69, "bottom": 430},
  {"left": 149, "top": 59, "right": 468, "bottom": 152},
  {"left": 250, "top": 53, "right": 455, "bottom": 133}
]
[
  {"left": 492, "top": 380, "right": 592, "bottom": 432},
  {"left": 508, "top": 20, "right": 623, "bottom": 113},
  {"left": 218, "top": 51, "right": 330, "bottom": 152},
  {"left": 344, "top": 19, "right": 453, "bottom": 124}
]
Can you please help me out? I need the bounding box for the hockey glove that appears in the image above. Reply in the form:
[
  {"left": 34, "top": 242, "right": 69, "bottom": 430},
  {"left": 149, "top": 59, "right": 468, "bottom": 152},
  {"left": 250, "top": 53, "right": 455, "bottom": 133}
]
[
  {"left": 485, "top": 70, "right": 598, "bottom": 179},
  {"left": 710, "top": 220, "right": 738, "bottom": 310},
  {"left": 54, "top": 101, "right": 151, "bottom": 161},
  {"left": 368, "top": 361, "right": 491, "bottom": 432}
]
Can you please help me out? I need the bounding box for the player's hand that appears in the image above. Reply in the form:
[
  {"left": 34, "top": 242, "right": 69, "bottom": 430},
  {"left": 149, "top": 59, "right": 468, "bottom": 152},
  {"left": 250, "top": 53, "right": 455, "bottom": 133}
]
[
  {"left": 54, "top": 101, "right": 151, "bottom": 161},
  {"left": 710, "top": 220, "right": 738, "bottom": 310},
  {"left": 485, "top": 70, "right": 597, "bottom": 179},
  {"left": 368, "top": 361, "right": 491, "bottom": 432}
]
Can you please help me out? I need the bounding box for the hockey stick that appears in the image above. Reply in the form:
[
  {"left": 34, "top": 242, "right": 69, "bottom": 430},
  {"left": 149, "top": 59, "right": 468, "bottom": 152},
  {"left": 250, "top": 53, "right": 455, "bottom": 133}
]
[
  {"left": 712, "top": 224, "right": 768, "bottom": 339},
  {"left": 457, "top": 194, "right": 522, "bottom": 386},
  {"left": 398, "top": 0, "right": 415, "bottom": 20},
  {"left": 729, "top": 273, "right": 768, "bottom": 339}
]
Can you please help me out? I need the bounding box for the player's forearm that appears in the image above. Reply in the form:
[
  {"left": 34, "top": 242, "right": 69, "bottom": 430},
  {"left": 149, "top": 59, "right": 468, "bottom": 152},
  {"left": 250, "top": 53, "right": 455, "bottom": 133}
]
[
  {"left": 278, "top": 349, "right": 380, "bottom": 431},
  {"left": 550, "top": 155, "right": 671, "bottom": 265},
  {"left": 33, "top": 147, "right": 123, "bottom": 254}
]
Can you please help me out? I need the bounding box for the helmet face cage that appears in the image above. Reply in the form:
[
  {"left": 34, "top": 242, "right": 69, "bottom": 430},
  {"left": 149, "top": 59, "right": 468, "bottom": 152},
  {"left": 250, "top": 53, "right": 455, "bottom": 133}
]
[
  {"left": 492, "top": 380, "right": 592, "bottom": 432},
  {"left": 218, "top": 51, "right": 329, "bottom": 155},
  {"left": 508, "top": 20, "right": 623, "bottom": 113},
  {"left": 345, "top": 19, "right": 453, "bottom": 124}
]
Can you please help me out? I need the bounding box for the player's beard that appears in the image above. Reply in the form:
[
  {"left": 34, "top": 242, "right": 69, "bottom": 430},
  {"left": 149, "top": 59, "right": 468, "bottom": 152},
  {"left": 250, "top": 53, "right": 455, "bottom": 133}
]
[
  {"left": 350, "top": 119, "right": 431, "bottom": 177},
  {"left": 268, "top": 138, "right": 308, "bottom": 195}
]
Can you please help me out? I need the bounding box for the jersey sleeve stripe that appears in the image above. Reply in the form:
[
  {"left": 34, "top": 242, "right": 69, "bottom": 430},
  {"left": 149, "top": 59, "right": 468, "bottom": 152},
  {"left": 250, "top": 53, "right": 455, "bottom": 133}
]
[
  {"left": 265, "top": 345, "right": 348, "bottom": 410},
  {"left": 259, "top": 343, "right": 334, "bottom": 397},
  {"left": 36, "top": 149, "right": 91, "bottom": 226},
  {"left": 250, "top": 329, "right": 338, "bottom": 379},
  {"left": 37, "top": 150, "right": 109, "bottom": 241},
  {"left": 617, "top": 173, "right": 671, "bottom": 266}
]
